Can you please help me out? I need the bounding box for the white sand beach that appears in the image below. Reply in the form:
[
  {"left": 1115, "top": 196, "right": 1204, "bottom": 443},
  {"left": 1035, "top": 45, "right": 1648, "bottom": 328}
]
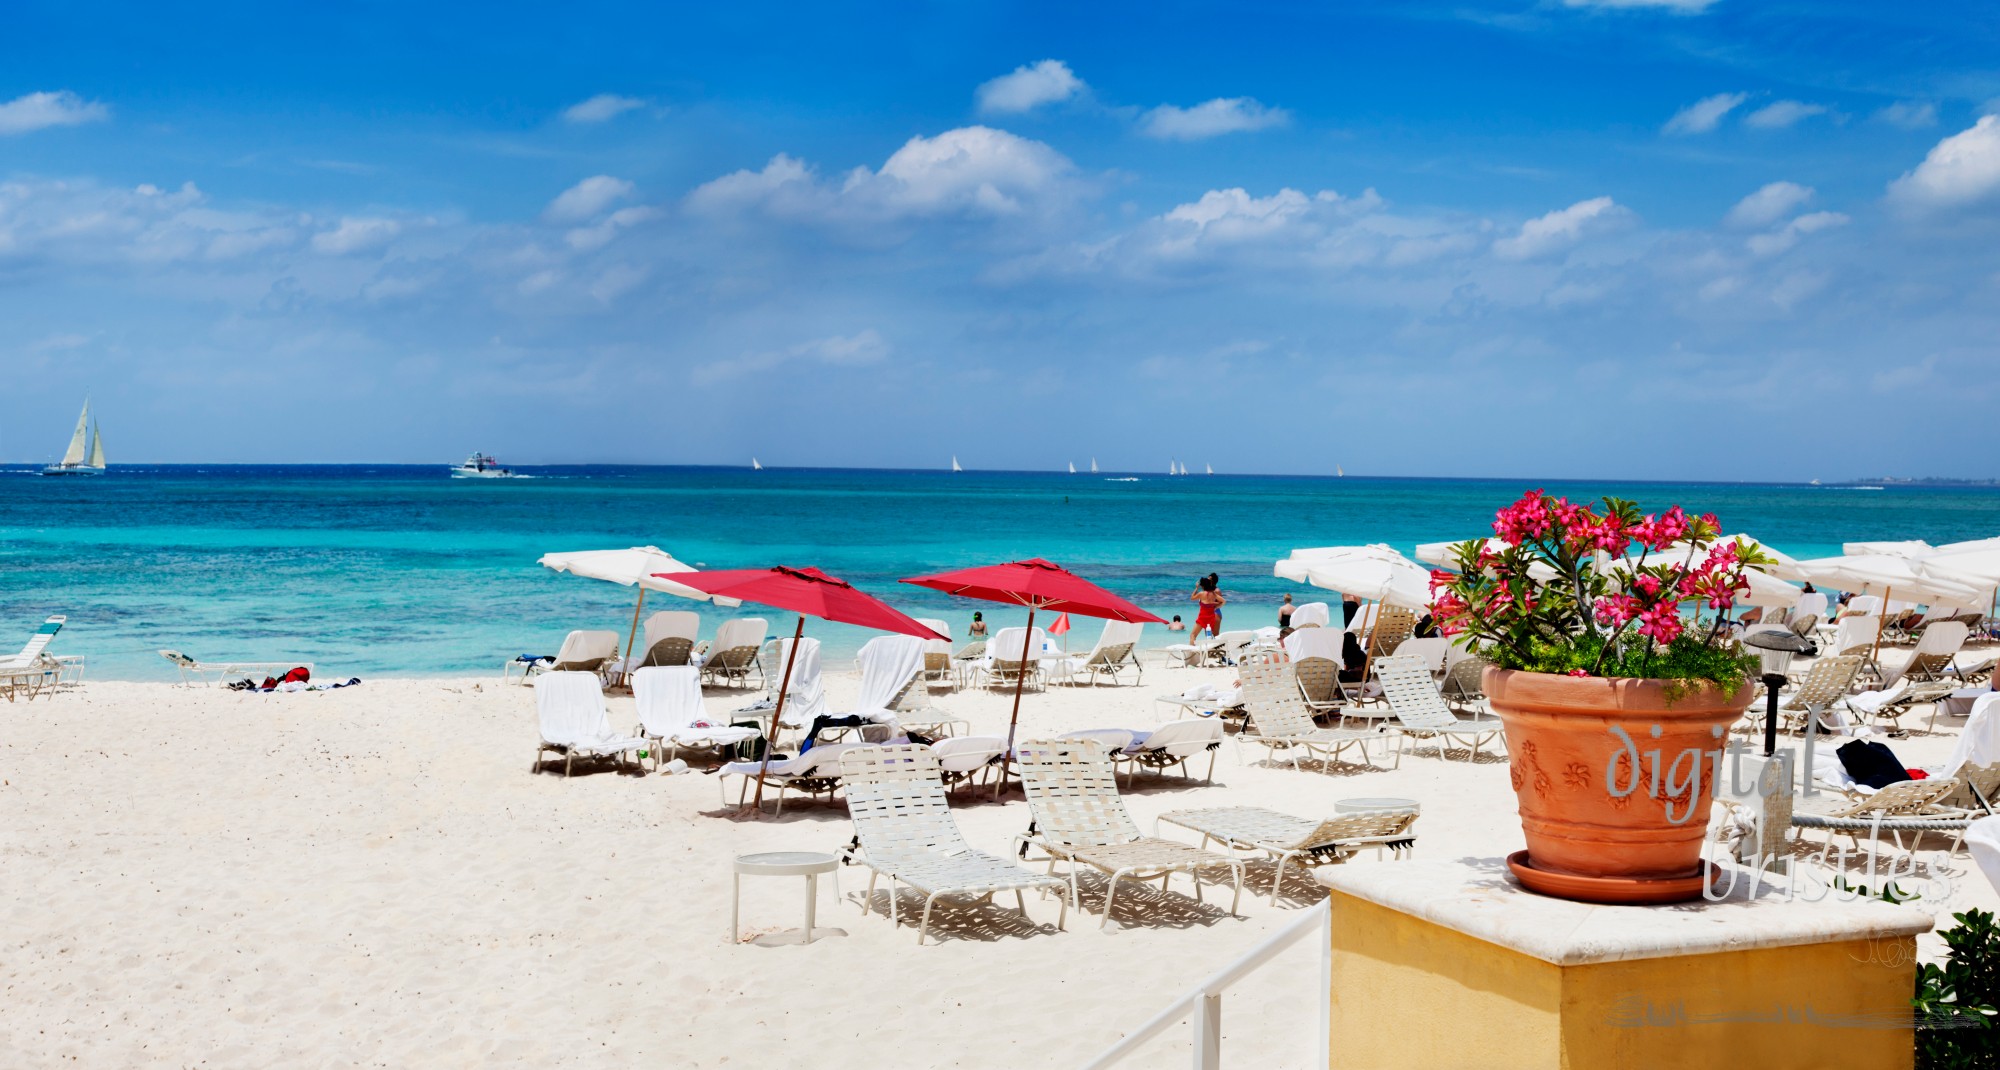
[{"left": 5, "top": 667, "right": 1995, "bottom": 1068}]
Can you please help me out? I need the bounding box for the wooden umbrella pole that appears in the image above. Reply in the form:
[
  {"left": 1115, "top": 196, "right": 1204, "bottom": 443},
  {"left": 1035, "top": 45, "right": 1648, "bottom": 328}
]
[
  {"left": 749, "top": 616, "right": 806, "bottom": 814},
  {"left": 1357, "top": 600, "right": 1381, "bottom": 703},
  {"left": 620, "top": 586, "right": 648, "bottom": 686},
  {"left": 995, "top": 605, "right": 1038, "bottom": 796}
]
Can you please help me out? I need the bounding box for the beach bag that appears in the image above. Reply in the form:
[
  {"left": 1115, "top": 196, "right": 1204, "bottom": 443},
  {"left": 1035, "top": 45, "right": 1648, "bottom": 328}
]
[{"left": 1836, "top": 739, "right": 1913, "bottom": 791}]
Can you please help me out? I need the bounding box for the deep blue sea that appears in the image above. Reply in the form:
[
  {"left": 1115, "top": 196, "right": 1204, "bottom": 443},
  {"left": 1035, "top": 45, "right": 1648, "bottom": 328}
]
[{"left": 5, "top": 464, "right": 1998, "bottom": 680}]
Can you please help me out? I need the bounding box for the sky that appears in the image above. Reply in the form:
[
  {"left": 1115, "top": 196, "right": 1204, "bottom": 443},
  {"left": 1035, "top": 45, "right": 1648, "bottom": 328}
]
[{"left": 2, "top": 0, "right": 1998, "bottom": 480}]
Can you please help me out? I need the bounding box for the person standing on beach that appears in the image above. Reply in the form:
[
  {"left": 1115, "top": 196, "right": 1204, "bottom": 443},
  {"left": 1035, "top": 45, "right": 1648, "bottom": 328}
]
[
  {"left": 1191, "top": 573, "right": 1225, "bottom": 638},
  {"left": 968, "top": 612, "right": 989, "bottom": 640},
  {"left": 1278, "top": 594, "right": 1294, "bottom": 629}
]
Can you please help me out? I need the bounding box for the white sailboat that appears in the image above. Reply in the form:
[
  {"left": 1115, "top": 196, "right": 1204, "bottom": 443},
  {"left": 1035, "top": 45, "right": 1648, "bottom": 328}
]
[
  {"left": 1169, "top": 459, "right": 1177, "bottom": 476},
  {"left": 1090, "top": 458, "right": 1098, "bottom": 474},
  {"left": 752, "top": 457, "right": 762, "bottom": 470},
  {"left": 1205, "top": 463, "right": 1213, "bottom": 475},
  {"left": 951, "top": 456, "right": 963, "bottom": 472},
  {"left": 1336, "top": 464, "right": 1345, "bottom": 478},
  {"left": 1068, "top": 461, "right": 1076, "bottom": 474},
  {"left": 1178, "top": 461, "right": 1189, "bottom": 476},
  {"left": 42, "top": 400, "right": 105, "bottom": 476}
]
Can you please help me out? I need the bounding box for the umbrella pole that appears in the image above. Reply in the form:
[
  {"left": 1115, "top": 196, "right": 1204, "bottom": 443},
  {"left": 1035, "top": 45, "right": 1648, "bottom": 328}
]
[
  {"left": 1357, "top": 600, "right": 1381, "bottom": 703},
  {"left": 995, "top": 606, "right": 1037, "bottom": 796},
  {"left": 620, "top": 587, "right": 648, "bottom": 686},
  {"left": 749, "top": 616, "right": 805, "bottom": 815}
]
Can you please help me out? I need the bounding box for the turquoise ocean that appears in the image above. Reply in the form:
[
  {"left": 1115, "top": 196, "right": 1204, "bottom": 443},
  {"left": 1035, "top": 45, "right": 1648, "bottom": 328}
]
[{"left": 5, "top": 465, "right": 1998, "bottom": 681}]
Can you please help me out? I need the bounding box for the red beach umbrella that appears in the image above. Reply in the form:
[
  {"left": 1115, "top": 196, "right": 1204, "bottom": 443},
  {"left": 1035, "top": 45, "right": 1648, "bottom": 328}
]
[
  {"left": 902, "top": 559, "right": 1166, "bottom": 783},
  {"left": 663, "top": 566, "right": 946, "bottom": 813}
]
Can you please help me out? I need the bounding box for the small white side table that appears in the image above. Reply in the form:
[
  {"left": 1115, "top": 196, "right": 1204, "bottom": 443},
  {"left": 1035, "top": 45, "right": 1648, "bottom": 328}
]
[{"left": 731, "top": 851, "right": 843, "bottom": 946}]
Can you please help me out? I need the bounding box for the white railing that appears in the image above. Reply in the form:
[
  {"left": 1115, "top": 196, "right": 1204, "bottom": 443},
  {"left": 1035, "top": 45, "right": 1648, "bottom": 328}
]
[{"left": 1083, "top": 900, "right": 1330, "bottom": 1069}]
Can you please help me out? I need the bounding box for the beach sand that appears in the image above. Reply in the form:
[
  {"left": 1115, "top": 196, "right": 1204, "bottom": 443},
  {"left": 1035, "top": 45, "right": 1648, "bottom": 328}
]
[{"left": 4, "top": 667, "right": 1992, "bottom": 1067}]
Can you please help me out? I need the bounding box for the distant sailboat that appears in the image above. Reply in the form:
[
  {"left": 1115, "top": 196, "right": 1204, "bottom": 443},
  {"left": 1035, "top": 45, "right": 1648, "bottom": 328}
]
[
  {"left": 1169, "top": 459, "right": 1177, "bottom": 476},
  {"left": 752, "top": 457, "right": 762, "bottom": 470},
  {"left": 41, "top": 400, "right": 105, "bottom": 476},
  {"left": 1068, "top": 461, "right": 1076, "bottom": 474},
  {"left": 1336, "top": 464, "right": 1345, "bottom": 478},
  {"left": 1205, "top": 463, "right": 1213, "bottom": 475},
  {"left": 951, "top": 456, "right": 963, "bottom": 473},
  {"left": 1178, "top": 462, "right": 1189, "bottom": 476},
  {"left": 1090, "top": 458, "right": 1098, "bottom": 474}
]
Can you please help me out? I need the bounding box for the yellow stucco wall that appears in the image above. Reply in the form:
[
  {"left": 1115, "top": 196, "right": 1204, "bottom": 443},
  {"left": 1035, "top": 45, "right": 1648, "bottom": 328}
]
[{"left": 1327, "top": 891, "right": 1916, "bottom": 1070}]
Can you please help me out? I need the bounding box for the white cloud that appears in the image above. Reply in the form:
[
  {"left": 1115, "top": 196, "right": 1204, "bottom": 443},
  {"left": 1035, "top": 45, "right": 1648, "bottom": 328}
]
[
  {"left": 545, "top": 175, "right": 636, "bottom": 222},
  {"left": 1726, "top": 181, "right": 1814, "bottom": 228},
  {"left": 309, "top": 217, "right": 400, "bottom": 254},
  {"left": 686, "top": 127, "right": 1076, "bottom": 223},
  {"left": 565, "top": 205, "right": 662, "bottom": 251},
  {"left": 975, "top": 60, "right": 1084, "bottom": 115},
  {"left": 0, "top": 90, "right": 110, "bottom": 136},
  {"left": 1165, "top": 188, "right": 1320, "bottom": 238},
  {"left": 1562, "top": 0, "right": 1717, "bottom": 10},
  {"left": 563, "top": 94, "right": 647, "bottom": 124},
  {"left": 1888, "top": 116, "right": 2000, "bottom": 210},
  {"left": 1139, "top": 98, "right": 1290, "bottom": 141},
  {"left": 1663, "top": 92, "right": 1745, "bottom": 135},
  {"left": 695, "top": 329, "right": 890, "bottom": 384},
  {"left": 1875, "top": 102, "right": 1938, "bottom": 130},
  {"left": 1492, "top": 197, "right": 1625, "bottom": 259},
  {"left": 1743, "top": 100, "right": 1829, "bottom": 130},
  {"left": 1745, "top": 210, "right": 1848, "bottom": 256}
]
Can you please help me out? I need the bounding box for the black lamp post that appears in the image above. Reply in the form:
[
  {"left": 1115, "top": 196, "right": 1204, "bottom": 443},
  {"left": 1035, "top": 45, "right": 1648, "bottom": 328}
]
[{"left": 1740, "top": 628, "right": 1814, "bottom": 757}]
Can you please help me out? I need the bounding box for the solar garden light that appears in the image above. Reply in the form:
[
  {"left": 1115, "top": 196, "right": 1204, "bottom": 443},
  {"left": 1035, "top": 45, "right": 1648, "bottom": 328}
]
[{"left": 1740, "top": 628, "right": 1813, "bottom": 758}]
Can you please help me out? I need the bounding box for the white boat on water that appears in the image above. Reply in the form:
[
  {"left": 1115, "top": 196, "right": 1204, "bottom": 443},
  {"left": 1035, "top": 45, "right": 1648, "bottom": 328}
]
[
  {"left": 1090, "top": 458, "right": 1098, "bottom": 474},
  {"left": 1205, "top": 463, "right": 1213, "bottom": 475},
  {"left": 752, "top": 458, "right": 762, "bottom": 470},
  {"left": 42, "top": 400, "right": 105, "bottom": 476},
  {"left": 450, "top": 452, "right": 518, "bottom": 478},
  {"left": 1068, "top": 461, "right": 1076, "bottom": 474},
  {"left": 951, "top": 456, "right": 963, "bottom": 472}
]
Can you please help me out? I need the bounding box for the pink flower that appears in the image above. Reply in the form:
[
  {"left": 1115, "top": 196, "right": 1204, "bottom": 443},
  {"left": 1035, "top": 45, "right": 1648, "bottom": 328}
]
[
  {"left": 1636, "top": 605, "right": 1684, "bottom": 645},
  {"left": 1594, "top": 594, "right": 1640, "bottom": 626},
  {"left": 1567, "top": 669, "right": 1591, "bottom": 677}
]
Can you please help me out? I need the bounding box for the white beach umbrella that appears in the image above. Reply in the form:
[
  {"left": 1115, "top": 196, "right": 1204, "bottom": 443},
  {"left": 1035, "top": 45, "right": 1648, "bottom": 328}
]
[
  {"left": 1843, "top": 540, "right": 1937, "bottom": 558},
  {"left": 538, "top": 546, "right": 743, "bottom": 669},
  {"left": 1792, "top": 553, "right": 1985, "bottom": 667},
  {"left": 1274, "top": 544, "right": 1431, "bottom": 610}
]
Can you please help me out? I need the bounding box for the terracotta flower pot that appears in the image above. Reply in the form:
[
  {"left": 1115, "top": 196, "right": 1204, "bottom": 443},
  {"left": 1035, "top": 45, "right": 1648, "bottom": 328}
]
[{"left": 1485, "top": 668, "right": 1755, "bottom": 896}]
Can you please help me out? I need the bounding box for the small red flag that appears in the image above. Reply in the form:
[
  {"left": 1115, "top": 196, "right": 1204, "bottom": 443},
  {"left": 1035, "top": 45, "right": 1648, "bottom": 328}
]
[{"left": 1048, "top": 612, "right": 1071, "bottom": 635}]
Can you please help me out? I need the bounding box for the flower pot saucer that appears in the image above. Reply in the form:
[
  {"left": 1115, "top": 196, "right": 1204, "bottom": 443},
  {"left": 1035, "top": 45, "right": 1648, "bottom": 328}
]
[{"left": 1505, "top": 850, "right": 1714, "bottom": 905}]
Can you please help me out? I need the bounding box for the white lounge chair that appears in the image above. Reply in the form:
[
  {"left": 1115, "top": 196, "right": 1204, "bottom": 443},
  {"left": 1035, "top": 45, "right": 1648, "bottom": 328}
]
[
  {"left": 703, "top": 618, "right": 769, "bottom": 688},
  {"left": 1847, "top": 622, "right": 1971, "bottom": 730},
  {"left": 633, "top": 610, "right": 701, "bottom": 668},
  {"left": 1236, "top": 662, "right": 1379, "bottom": 772},
  {"left": 762, "top": 635, "right": 829, "bottom": 731},
  {"left": 1969, "top": 815, "right": 2000, "bottom": 896},
  {"left": 1111, "top": 719, "right": 1224, "bottom": 787},
  {"left": 932, "top": 735, "right": 1009, "bottom": 799},
  {"left": 1375, "top": 654, "right": 1506, "bottom": 764},
  {"left": 719, "top": 741, "right": 862, "bottom": 815},
  {"left": 1392, "top": 636, "right": 1450, "bottom": 676},
  {"left": 981, "top": 627, "right": 1048, "bottom": 691},
  {"left": 159, "top": 649, "right": 314, "bottom": 688},
  {"left": 631, "top": 666, "right": 758, "bottom": 766},
  {"left": 1013, "top": 739, "right": 1243, "bottom": 929},
  {"left": 1052, "top": 619, "right": 1146, "bottom": 687},
  {"left": 1158, "top": 806, "right": 1418, "bottom": 904},
  {"left": 838, "top": 743, "right": 1068, "bottom": 944},
  {"left": 531, "top": 671, "right": 645, "bottom": 777},
  {"left": 1156, "top": 634, "right": 1223, "bottom": 669},
  {"left": 0, "top": 616, "right": 65, "bottom": 700},
  {"left": 915, "top": 618, "right": 956, "bottom": 690},
  {"left": 505, "top": 629, "right": 620, "bottom": 684},
  {"left": 1289, "top": 602, "right": 1332, "bottom": 629},
  {"left": 848, "top": 634, "right": 927, "bottom": 722}
]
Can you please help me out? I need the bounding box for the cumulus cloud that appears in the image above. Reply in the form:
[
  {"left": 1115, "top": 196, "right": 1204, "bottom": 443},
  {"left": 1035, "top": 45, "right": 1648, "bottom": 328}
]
[
  {"left": 563, "top": 94, "right": 647, "bottom": 124},
  {"left": 1888, "top": 116, "right": 2000, "bottom": 210},
  {"left": 310, "top": 217, "right": 401, "bottom": 255},
  {"left": 686, "top": 126, "right": 1076, "bottom": 224},
  {"left": 1745, "top": 211, "right": 1848, "bottom": 256},
  {"left": 695, "top": 329, "right": 889, "bottom": 384},
  {"left": 565, "top": 205, "right": 662, "bottom": 251},
  {"left": 1726, "top": 182, "right": 1815, "bottom": 228},
  {"left": 1743, "top": 100, "right": 1829, "bottom": 130},
  {"left": 1139, "top": 98, "right": 1290, "bottom": 140},
  {"left": 1663, "top": 92, "right": 1745, "bottom": 135},
  {"left": 545, "top": 175, "right": 637, "bottom": 222},
  {"left": 0, "top": 90, "right": 110, "bottom": 135},
  {"left": 975, "top": 60, "right": 1084, "bottom": 115},
  {"left": 1875, "top": 102, "right": 1938, "bottom": 130},
  {"left": 1561, "top": 0, "right": 1717, "bottom": 10},
  {"left": 1492, "top": 197, "right": 1625, "bottom": 259}
]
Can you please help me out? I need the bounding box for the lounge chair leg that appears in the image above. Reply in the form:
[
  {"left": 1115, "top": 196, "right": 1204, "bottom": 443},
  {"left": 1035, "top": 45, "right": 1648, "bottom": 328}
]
[
  {"left": 1015, "top": 890, "right": 1027, "bottom": 915},
  {"left": 1101, "top": 874, "right": 1121, "bottom": 930},
  {"left": 1228, "top": 863, "right": 1243, "bottom": 917},
  {"left": 918, "top": 893, "right": 939, "bottom": 945},
  {"left": 888, "top": 880, "right": 900, "bottom": 928},
  {"left": 864, "top": 871, "right": 880, "bottom": 916}
]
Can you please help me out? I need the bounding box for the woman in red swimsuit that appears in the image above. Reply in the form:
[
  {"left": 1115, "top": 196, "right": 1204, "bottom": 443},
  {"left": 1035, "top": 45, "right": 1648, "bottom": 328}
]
[{"left": 1191, "top": 573, "right": 1224, "bottom": 637}]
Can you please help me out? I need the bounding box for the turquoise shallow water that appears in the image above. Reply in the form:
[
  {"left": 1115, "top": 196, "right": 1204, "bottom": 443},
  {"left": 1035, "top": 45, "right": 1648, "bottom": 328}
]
[{"left": 5, "top": 465, "right": 1997, "bottom": 680}]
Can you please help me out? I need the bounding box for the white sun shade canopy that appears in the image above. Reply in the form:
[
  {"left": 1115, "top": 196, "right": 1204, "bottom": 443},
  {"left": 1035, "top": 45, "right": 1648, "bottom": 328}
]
[
  {"left": 538, "top": 546, "right": 743, "bottom": 606},
  {"left": 1789, "top": 553, "right": 1984, "bottom": 607},
  {"left": 1275, "top": 544, "right": 1432, "bottom": 610}
]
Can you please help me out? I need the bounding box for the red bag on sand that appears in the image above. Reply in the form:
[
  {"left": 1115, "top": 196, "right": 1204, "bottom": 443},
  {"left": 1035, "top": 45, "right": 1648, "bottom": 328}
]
[{"left": 281, "top": 666, "right": 311, "bottom": 685}]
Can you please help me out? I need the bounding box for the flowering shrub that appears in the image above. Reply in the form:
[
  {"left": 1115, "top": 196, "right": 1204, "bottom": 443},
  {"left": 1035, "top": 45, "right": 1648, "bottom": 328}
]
[{"left": 1429, "top": 490, "right": 1767, "bottom": 689}]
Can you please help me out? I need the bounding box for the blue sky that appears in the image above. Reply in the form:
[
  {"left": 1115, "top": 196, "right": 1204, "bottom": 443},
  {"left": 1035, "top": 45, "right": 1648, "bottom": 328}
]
[{"left": 2, "top": 0, "right": 1998, "bottom": 479}]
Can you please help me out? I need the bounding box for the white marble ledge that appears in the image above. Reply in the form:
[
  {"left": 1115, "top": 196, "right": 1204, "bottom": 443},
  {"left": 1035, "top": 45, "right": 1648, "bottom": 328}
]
[{"left": 1315, "top": 857, "right": 1934, "bottom": 967}]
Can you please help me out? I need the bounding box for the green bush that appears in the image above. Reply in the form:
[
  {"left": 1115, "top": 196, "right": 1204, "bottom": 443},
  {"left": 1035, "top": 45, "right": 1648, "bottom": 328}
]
[{"left": 1915, "top": 909, "right": 2000, "bottom": 1068}]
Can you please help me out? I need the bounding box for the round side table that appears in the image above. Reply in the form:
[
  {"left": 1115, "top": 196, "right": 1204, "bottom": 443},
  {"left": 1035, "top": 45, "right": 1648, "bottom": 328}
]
[{"left": 732, "top": 851, "right": 843, "bottom": 946}]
